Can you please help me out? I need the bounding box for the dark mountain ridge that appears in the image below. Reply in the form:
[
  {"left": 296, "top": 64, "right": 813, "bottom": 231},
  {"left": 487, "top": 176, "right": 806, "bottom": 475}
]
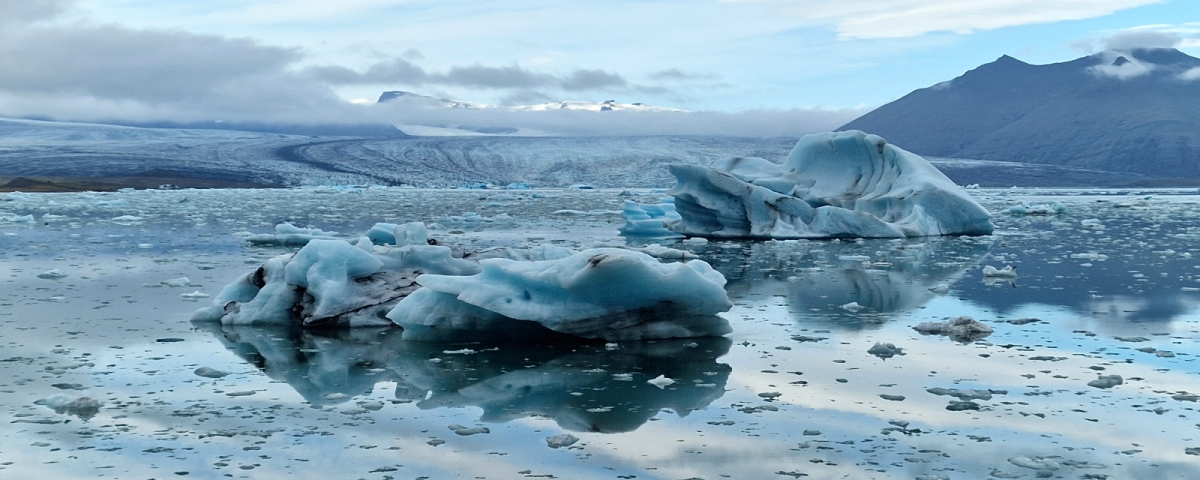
[{"left": 839, "top": 48, "right": 1200, "bottom": 178}]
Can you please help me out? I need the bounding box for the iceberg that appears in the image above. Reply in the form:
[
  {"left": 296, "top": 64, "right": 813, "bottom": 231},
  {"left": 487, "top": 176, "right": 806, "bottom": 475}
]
[
  {"left": 388, "top": 248, "right": 732, "bottom": 341},
  {"left": 666, "top": 131, "right": 994, "bottom": 239},
  {"left": 244, "top": 222, "right": 339, "bottom": 246},
  {"left": 192, "top": 236, "right": 481, "bottom": 328},
  {"left": 195, "top": 224, "right": 731, "bottom": 340},
  {"left": 619, "top": 198, "right": 683, "bottom": 237}
]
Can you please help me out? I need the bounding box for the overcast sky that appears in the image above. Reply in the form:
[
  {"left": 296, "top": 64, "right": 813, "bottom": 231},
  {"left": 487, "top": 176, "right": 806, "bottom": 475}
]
[{"left": 1, "top": 0, "right": 1196, "bottom": 136}]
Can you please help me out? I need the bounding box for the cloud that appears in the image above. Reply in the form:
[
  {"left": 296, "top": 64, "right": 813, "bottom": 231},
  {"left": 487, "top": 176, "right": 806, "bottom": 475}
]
[
  {"left": 0, "top": 2, "right": 858, "bottom": 137},
  {"left": 649, "top": 69, "right": 720, "bottom": 81},
  {"left": 0, "top": 0, "right": 72, "bottom": 24},
  {"left": 1088, "top": 51, "right": 1155, "bottom": 80},
  {"left": 1181, "top": 67, "right": 1200, "bottom": 81},
  {"left": 1103, "top": 29, "right": 1181, "bottom": 50},
  {"left": 729, "top": 0, "right": 1163, "bottom": 39},
  {"left": 310, "top": 59, "right": 632, "bottom": 92}
]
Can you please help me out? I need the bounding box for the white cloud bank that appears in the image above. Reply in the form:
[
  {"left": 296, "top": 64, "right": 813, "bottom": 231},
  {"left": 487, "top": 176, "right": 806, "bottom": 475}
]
[
  {"left": 730, "top": 0, "right": 1163, "bottom": 39},
  {"left": 0, "top": 0, "right": 859, "bottom": 137}
]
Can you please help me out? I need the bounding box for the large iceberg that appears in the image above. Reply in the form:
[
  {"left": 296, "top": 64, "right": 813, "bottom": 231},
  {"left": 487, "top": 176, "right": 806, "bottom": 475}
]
[
  {"left": 387, "top": 248, "right": 732, "bottom": 341},
  {"left": 195, "top": 226, "right": 733, "bottom": 341},
  {"left": 667, "top": 131, "right": 994, "bottom": 239}
]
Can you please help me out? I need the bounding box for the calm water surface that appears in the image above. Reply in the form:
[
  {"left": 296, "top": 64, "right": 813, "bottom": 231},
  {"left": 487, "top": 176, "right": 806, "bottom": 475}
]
[{"left": 1, "top": 187, "right": 1199, "bottom": 479}]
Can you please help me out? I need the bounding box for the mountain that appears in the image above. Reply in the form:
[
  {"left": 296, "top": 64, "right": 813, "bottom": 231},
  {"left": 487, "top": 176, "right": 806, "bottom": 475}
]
[{"left": 839, "top": 48, "right": 1200, "bottom": 178}]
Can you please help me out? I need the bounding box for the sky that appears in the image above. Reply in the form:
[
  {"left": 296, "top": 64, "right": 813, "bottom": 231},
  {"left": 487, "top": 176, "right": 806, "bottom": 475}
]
[{"left": 1, "top": 0, "right": 1197, "bottom": 136}]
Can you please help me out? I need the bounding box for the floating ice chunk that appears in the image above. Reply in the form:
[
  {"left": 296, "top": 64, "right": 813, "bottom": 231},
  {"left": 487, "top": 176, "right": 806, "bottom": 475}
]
[
  {"left": 1004, "top": 201, "right": 1068, "bottom": 216},
  {"left": 1088, "top": 375, "right": 1123, "bottom": 389},
  {"left": 365, "top": 222, "right": 399, "bottom": 245},
  {"left": 840, "top": 302, "right": 865, "bottom": 312},
  {"left": 666, "top": 131, "right": 994, "bottom": 239},
  {"left": 109, "top": 215, "right": 143, "bottom": 225},
  {"left": 160, "top": 277, "right": 191, "bottom": 287},
  {"left": 1008, "top": 456, "right": 1060, "bottom": 471},
  {"left": 181, "top": 291, "right": 211, "bottom": 299},
  {"left": 913, "top": 316, "right": 993, "bottom": 341},
  {"left": 619, "top": 198, "right": 683, "bottom": 237},
  {"left": 981, "top": 265, "right": 1017, "bottom": 278},
  {"left": 194, "top": 367, "right": 228, "bottom": 378},
  {"left": 546, "top": 433, "right": 579, "bottom": 448},
  {"left": 245, "top": 222, "right": 338, "bottom": 246},
  {"left": 37, "top": 269, "right": 67, "bottom": 280},
  {"left": 389, "top": 248, "right": 732, "bottom": 341},
  {"left": 34, "top": 394, "right": 102, "bottom": 420},
  {"left": 928, "top": 283, "right": 950, "bottom": 294},
  {"left": 393, "top": 222, "right": 428, "bottom": 246},
  {"left": 3, "top": 214, "right": 35, "bottom": 223},
  {"left": 867, "top": 342, "right": 904, "bottom": 359},
  {"left": 647, "top": 375, "right": 676, "bottom": 389}
]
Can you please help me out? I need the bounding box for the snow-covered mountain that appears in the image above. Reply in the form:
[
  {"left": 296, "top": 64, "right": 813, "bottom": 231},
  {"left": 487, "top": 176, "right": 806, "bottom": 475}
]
[{"left": 840, "top": 48, "right": 1200, "bottom": 179}]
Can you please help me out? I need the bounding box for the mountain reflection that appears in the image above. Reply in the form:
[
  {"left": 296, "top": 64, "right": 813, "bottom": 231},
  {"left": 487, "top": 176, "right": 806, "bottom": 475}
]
[{"left": 195, "top": 322, "right": 731, "bottom": 433}]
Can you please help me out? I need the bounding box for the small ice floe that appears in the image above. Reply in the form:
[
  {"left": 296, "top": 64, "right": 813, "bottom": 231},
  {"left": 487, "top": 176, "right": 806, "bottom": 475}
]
[
  {"left": 37, "top": 269, "right": 68, "bottom": 280},
  {"left": 1087, "top": 375, "right": 1123, "bottom": 389},
  {"left": 160, "top": 277, "right": 191, "bottom": 287},
  {"left": 546, "top": 433, "right": 580, "bottom": 449},
  {"left": 619, "top": 198, "right": 682, "bottom": 237},
  {"left": 442, "top": 348, "right": 477, "bottom": 355},
  {"left": 928, "top": 283, "right": 950, "bottom": 294},
  {"left": 981, "top": 265, "right": 1017, "bottom": 278},
  {"left": 646, "top": 375, "right": 676, "bottom": 389},
  {"left": 245, "top": 222, "right": 338, "bottom": 246},
  {"left": 194, "top": 367, "right": 228, "bottom": 378},
  {"left": 181, "top": 291, "right": 211, "bottom": 299},
  {"left": 1003, "top": 201, "right": 1068, "bottom": 216},
  {"left": 840, "top": 302, "right": 865, "bottom": 312},
  {"left": 867, "top": 342, "right": 905, "bottom": 360},
  {"left": 1009, "top": 456, "right": 1060, "bottom": 471},
  {"left": 665, "top": 131, "right": 995, "bottom": 239},
  {"left": 34, "top": 394, "right": 102, "bottom": 420},
  {"left": 448, "top": 424, "right": 490, "bottom": 436},
  {"left": 913, "top": 316, "right": 993, "bottom": 342},
  {"left": 927, "top": 387, "right": 1001, "bottom": 401},
  {"left": 109, "top": 215, "right": 143, "bottom": 225}
]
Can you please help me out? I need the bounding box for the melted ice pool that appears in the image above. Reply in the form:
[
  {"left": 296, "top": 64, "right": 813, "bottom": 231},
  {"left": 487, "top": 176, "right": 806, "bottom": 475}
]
[{"left": 1, "top": 186, "right": 1199, "bottom": 479}]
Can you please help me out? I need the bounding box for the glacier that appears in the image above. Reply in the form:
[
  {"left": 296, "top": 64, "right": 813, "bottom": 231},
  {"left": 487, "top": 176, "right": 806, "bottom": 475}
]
[{"left": 667, "top": 131, "right": 995, "bottom": 239}]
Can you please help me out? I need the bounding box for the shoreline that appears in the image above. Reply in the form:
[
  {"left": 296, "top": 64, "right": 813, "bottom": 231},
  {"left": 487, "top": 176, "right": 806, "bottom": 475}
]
[{"left": 0, "top": 175, "right": 278, "bottom": 193}]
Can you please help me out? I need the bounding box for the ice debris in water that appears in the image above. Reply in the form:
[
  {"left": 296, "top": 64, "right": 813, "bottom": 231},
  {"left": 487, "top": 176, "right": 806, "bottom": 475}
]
[
  {"left": 665, "top": 131, "right": 994, "bottom": 239},
  {"left": 1004, "top": 201, "right": 1068, "bottom": 216},
  {"left": 194, "top": 367, "right": 228, "bottom": 378},
  {"left": 160, "top": 277, "right": 191, "bottom": 287},
  {"left": 35, "top": 394, "right": 102, "bottom": 420},
  {"left": 37, "top": 269, "right": 68, "bottom": 280},
  {"left": 928, "top": 283, "right": 950, "bottom": 294},
  {"left": 647, "top": 375, "right": 677, "bottom": 389},
  {"left": 244, "top": 222, "right": 339, "bottom": 246},
  {"left": 546, "top": 433, "right": 580, "bottom": 449},
  {"left": 913, "top": 316, "right": 993, "bottom": 342},
  {"left": 619, "top": 198, "right": 682, "bottom": 237},
  {"left": 389, "top": 248, "right": 732, "bottom": 341},
  {"left": 366, "top": 221, "right": 429, "bottom": 246},
  {"left": 981, "top": 265, "right": 1018, "bottom": 278},
  {"left": 1088, "top": 375, "right": 1123, "bottom": 389},
  {"left": 867, "top": 342, "right": 905, "bottom": 359}
]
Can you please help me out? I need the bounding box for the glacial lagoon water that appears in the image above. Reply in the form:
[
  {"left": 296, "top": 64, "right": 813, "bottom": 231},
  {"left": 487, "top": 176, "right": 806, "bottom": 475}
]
[{"left": 1, "top": 187, "right": 1199, "bottom": 479}]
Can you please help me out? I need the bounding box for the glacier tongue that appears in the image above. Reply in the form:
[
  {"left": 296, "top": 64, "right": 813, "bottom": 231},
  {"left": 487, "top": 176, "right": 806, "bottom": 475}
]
[{"left": 667, "top": 131, "right": 995, "bottom": 239}]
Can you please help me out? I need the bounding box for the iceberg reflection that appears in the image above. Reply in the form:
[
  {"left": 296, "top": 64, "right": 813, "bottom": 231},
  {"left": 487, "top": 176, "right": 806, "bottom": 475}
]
[
  {"left": 196, "top": 322, "right": 731, "bottom": 433},
  {"left": 695, "top": 237, "right": 992, "bottom": 326}
]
